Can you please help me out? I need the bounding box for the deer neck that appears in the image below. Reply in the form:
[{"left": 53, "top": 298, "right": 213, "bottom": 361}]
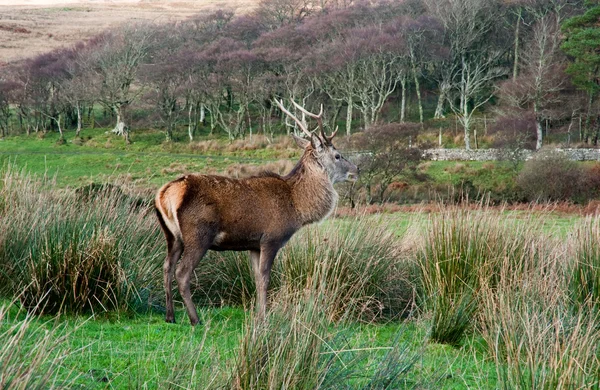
[{"left": 286, "top": 154, "right": 338, "bottom": 226}]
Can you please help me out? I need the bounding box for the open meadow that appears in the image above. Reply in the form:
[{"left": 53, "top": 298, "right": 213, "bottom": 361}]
[{"left": 1, "top": 128, "right": 600, "bottom": 389}]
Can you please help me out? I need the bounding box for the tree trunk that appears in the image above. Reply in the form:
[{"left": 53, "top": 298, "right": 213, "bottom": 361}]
[
  {"left": 513, "top": 8, "right": 522, "bottom": 81},
  {"left": 56, "top": 113, "right": 64, "bottom": 142},
  {"left": 345, "top": 96, "right": 353, "bottom": 135},
  {"left": 434, "top": 81, "right": 449, "bottom": 119},
  {"left": 585, "top": 92, "right": 594, "bottom": 144},
  {"left": 464, "top": 122, "right": 471, "bottom": 150},
  {"left": 400, "top": 74, "right": 407, "bottom": 123},
  {"left": 463, "top": 97, "right": 471, "bottom": 150},
  {"left": 188, "top": 103, "right": 194, "bottom": 141},
  {"left": 200, "top": 103, "right": 205, "bottom": 125},
  {"left": 111, "top": 105, "right": 126, "bottom": 136},
  {"left": 410, "top": 54, "right": 423, "bottom": 124},
  {"left": 75, "top": 103, "right": 82, "bottom": 138},
  {"left": 594, "top": 115, "right": 600, "bottom": 146},
  {"left": 460, "top": 54, "right": 470, "bottom": 150},
  {"left": 535, "top": 103, "right": 543, "bottom": 150}
]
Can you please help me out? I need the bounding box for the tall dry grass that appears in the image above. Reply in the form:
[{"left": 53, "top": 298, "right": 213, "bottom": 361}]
[
  {"left": 0, "top": 304, "right": 77, "bottom": 389},
  {"left": 416, "top": 205, "right": 600, "bottom": 388},
  {"left": 193, "top": 216, "right": 414, "bottom": 322},
  {"left": 0, "top": 164, "right": 163, "bottom": 315},
  {"left": 228, "top": 288, "right": 434, "bottom": 390},
  {"left": 416, "top": 207, "right": 545, "bottom": 345},
  {"left": 569, "top": 216, "right": 600, "bottom": 311}
]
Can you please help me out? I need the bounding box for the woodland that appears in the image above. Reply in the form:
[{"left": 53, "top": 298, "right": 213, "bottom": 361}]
[{"left": 0, "top": 0, "right": 599, "bottom": 151}]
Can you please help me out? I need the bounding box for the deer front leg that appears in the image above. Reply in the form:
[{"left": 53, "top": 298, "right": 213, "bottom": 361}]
[{"left": 253, "top": 246, "right": 279, "bottom": 320}]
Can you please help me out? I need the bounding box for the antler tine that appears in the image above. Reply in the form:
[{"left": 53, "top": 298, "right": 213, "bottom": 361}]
[
  {"left": 291, "top": 100, "right": 323, "bottom": 119},
  {"left": 322, "top": 125, "right": 338, "bottom": 146},
  {"left": 274, "top": 99, "right": 313, "bottom": 138},
  {"left": 291, "top": 100, "right": 325, "bottom": 142}
]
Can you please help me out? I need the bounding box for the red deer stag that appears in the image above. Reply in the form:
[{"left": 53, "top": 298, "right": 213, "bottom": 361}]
[{"left": 155, "top": 100, "right": 359, "bottom": 325}]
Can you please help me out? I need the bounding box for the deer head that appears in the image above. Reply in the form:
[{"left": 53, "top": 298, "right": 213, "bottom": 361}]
[{"left": 275, "top": 99, "right": 358, "bottom": 183}]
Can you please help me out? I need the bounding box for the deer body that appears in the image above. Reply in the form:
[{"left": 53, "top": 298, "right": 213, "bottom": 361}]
[{"left": 156, "top": 101, "right": 357, "bottom": 325}]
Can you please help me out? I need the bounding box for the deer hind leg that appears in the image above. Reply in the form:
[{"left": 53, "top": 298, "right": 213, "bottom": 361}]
[
  {"left": 164, "top": 237, "right": 183, "bottom": 323},
  {"left": 175, "top": 235, "right": 211, "bottom": 326}
]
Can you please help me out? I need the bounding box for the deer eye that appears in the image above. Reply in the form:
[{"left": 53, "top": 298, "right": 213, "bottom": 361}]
[{"left": 335, "top": 154, "right": 341, "bottom": 160}]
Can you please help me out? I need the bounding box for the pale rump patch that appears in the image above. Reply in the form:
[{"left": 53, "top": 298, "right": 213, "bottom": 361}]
[{"left": 155, "top": 180, "right": 186, "bottom": 241}]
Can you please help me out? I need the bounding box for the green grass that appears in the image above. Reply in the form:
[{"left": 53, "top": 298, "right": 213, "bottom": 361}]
[
  {"left": 0, "top": 301, "right": 497, "bottom": 389},
  {"left": 0, "top": 129, "right": 295, "bottom": 188},
  {"left": 2, "top": 129, "right": 597, "bottom": 389}
]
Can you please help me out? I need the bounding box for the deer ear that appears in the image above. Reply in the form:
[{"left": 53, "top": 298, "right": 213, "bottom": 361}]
[
  {"left": 292, "top": 134, "right": 310, "bottom": 149},
  {"left": 310, "top": 134, "right": 324, "bottom": 153}
]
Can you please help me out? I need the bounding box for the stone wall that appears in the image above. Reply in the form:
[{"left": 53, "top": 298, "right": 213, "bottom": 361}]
[{"left": 422, "top": 148, "right": 600, "bottom": 162}]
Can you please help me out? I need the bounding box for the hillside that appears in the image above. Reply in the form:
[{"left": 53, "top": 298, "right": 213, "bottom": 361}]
[{"left": 0, "top": 0, "right": 256, "bottom": 64}]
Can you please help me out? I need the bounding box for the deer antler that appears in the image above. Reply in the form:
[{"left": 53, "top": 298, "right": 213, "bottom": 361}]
[
  {"left": 291, "top": 100, "right": 337, "bottom": 145},
  {"left": 274, "top": 99, "right": 313, "bottom": 139}
]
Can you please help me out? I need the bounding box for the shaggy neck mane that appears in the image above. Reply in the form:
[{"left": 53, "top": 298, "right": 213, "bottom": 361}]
[{"left": 285, "top": 149, "right": 338, "bottom": 225}]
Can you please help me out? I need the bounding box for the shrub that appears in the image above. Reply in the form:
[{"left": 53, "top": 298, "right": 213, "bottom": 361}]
[
  {"left": 517, "top": 153, "right": 585, "bottom": 202},
  {"left": 490, "top": 114, "right": 537, "bottom": 151},
  {"left": 338, "top": 123, "right": 423, "bottom": 205},
  {"left": 0, "top": 165, "right": 163, "bottom": 315}
]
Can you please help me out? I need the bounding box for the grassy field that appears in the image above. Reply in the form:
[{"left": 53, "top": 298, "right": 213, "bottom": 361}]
[
  {"left": 2, "top": 130, "right": 599, "bottom": 389},
  {"left": 0, "top": 129, "right": 296, "bottom": 188},
  {"left": 0, "top": 301, "right": 498, "bottom": 389}
]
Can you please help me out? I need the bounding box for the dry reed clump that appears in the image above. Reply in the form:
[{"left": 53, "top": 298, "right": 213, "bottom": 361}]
[
  {"left": 444, "top": 163, "right": 467, "bottom": 174},
  {"left": 228, "top": 290, "right": 434, "bottom": 390},
  {"left": 0, "top": 165, "right": 163, "bottom": 315},
  {"left": 568, "top": 216, "right": 600, "bottom": 310},
  {"left": 478, "top": 244, "right": 600, "bottom": 389},
  {"left": 193, "top": 216, "right": 414, "bottom": 322},
  {"left": 189, "top": 139, "right": 221, "bottom": 153},
  {"left": 416, "top": 207, "right": 547, "bottom": 346},
  {"left": 416, "top": 205, "right": 600, "bottom": 388},
  {"left": 188, "top": 135, "right": 297, "bottom": 155}
]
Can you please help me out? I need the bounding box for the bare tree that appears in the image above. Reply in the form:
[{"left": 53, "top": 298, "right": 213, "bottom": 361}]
[
  {"left": 425, "top": 0, "right": 502, "bottom": 122},
  {"left": 499, "top": 14, "right": 566, "bottom": 149},
  {"left": 84, "top": 25, "right": 154, "bottom": 144},
  {"left": 447, "top": 53, "right": 505, "bottom": 150},
  {"left": 351, "top": 26, "right": 405, "bottom": 129},
  {"left": 255, "top": 0, "right": 314, "bottom": 29}
]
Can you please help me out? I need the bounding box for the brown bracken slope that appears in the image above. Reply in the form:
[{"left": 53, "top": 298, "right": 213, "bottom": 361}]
[{"left": 0, "top": 0, "right": 256, "bottom": 65}]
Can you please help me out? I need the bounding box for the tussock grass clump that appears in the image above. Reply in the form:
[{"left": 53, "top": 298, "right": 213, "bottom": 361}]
[
  {"left": 193, "top": 216, "right": 412, "bottom": 322},
  {"left": 417, "top": 207, "right": 544, "bottom": 345},
  {"left": 230, "top": 297, "right": 329, "bottom": 390},
  {"left": 479, "top": 260, "right": 600, "bottom": 389},
  {"left": 0, "top": 165, "right": 163, "bottom": 314},
  {"left": 277, "top": 217, "right": 413, "bottom": 322},
  {"left": 0, "top": 304, "right": 76, "bottom": 389},
  {"left": 569, "top": 216, "right": 600, "bottom": 310},
  {"left": 229, "top": 290, "right": 433, "bottom": 390}
]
